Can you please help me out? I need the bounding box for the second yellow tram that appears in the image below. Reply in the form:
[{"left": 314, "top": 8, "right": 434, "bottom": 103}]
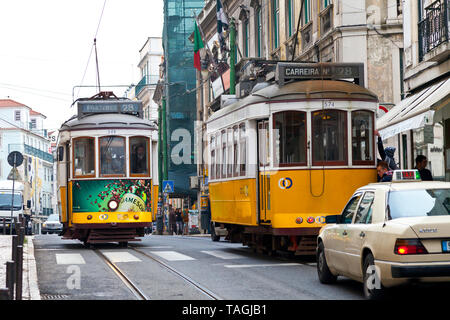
[{"left": 207, "top": 62, "right": 379, "bottom": 255}]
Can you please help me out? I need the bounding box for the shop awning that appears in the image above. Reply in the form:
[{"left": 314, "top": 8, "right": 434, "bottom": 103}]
[{"left": 377, "top": 78, "right": 450, "bottom": 139}]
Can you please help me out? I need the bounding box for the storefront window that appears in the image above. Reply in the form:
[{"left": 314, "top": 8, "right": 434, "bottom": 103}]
[
  {"left": 130, "top": 137, "right": 150, "bottom": 176},
  {"left": 352, "top": 111, "right": 374, "bottom": 165},
  {"left": 73, "top": 137, "right": 95, "bottom": 177},
  {"left": 274, "top": 111, "right": 306, "bottom": 166},
  {"left": 99, "top": 136, "right": 125, "bottom": 176},
  {"left": 312, "top": 109, "right": 347, "bottom": 165}
]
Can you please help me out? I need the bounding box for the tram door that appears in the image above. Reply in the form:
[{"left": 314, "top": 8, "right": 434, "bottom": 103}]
[{"left": 258, "top": 120, "right": 272, "bottom": 224}]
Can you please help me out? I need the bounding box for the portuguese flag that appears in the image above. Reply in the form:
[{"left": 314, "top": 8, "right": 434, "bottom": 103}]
[{"left": 193, "top": 22, "right": 204, "bottom": 71}]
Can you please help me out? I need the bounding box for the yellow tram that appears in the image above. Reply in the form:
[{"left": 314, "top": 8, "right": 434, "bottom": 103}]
[
  {"left": 56, "top": 92, "right": 159, "bottom": 245},
  {"left": 206, "top": 62, "right": 379, "bottom": 255}
]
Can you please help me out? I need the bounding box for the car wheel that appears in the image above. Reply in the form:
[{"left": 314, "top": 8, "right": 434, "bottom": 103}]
[
  {"left": 316, "top": 241, "right": 337, "bottom": 284},
  {"left": 363, "top": 253, "right": 385, "bottom": 300}
]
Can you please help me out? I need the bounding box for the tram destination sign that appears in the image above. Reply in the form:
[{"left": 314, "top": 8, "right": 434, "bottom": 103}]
[
  {"left": 78, "top": 100, "right": 143, "bottom": 118},
  {"left": 276, "top": 62, "right": 364, "bottom": 87}
]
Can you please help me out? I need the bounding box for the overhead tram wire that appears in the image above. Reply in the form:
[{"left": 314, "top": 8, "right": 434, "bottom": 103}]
[{"left": 74, "top": 0, "right": 107, "bottom": 103}]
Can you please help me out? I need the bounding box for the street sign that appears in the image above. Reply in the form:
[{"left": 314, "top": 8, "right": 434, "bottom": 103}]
[
  {"left": 7, "top": 151, "right": 23, "bottom": 167},
  {"left": 7, "top": 167, "right": 22, "bottom": 181},
  {"left": 162, "top": 180, "right": 174, "bottom": 193}
]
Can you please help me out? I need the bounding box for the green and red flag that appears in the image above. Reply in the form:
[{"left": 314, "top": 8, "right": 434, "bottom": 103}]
[{"left": 193, "top": 21, "right": 204, "bottom": 71}]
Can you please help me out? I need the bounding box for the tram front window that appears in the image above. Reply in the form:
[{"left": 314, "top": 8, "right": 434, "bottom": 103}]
[
  {"left": 73, "top": 137, "right": 95, "bottom": 177},
  {"left": 274, "top": 111, "right": 306, "bottom": 166},
  {"left": 100, "top": 136, "right": 125, "bottom": 176},
  {"left": 352, "top": 111, "right": 374, "bottom": 164},
  {"left": 130, "top": 137, "right": 149, "bottom": 175},
  {"left": 312, "top": 110, "right": 347, "bottom": 165}
]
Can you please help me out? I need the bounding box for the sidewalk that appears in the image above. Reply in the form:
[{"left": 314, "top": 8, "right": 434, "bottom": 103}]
[{"left": 0, "top": 235, "right": 41, "bottom": 300}]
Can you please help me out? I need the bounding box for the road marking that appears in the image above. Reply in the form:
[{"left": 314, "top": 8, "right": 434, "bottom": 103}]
[
  {"left": 55, "top": 253, "right": 86, "bottom": 265},
  {"left": 150, "top": 251, "right": 196, "bottom": 261},
  {"left": 201, "top": 250, "right": 243, "bottom": 260},
  {"left": 101, "top": 251, "right": 142, "bottom": 263},
  {"left": 224, "top": 263, "right": 301, "bottom": 268}
]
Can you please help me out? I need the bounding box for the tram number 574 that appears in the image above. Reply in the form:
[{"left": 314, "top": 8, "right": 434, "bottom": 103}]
[{"left": 323, "top": 101, "right": 335, "bottom": 108}]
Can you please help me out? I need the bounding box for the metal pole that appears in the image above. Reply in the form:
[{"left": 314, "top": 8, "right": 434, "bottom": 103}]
[
  {"left": 15, "top": 245, "right": 23, "bottom": 300},
  {"left": 6, "top": 261, "right": 15, "bottom": 300},
  {"left": 229, "top": 18, "right": 236, "bottom": 95},
  {"left": 10, "top": 155, "right": 16, "bottom": 235}
]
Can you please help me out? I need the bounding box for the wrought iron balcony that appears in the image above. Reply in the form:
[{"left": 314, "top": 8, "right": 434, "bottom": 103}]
[
  {"left": 135, "top": 75, "right": 159, "bottom": 96},
  {"left": 418, "top": 0, "right": 449, "bottom": 61}
]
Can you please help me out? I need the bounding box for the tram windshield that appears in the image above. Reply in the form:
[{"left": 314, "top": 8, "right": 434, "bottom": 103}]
[
  {"left": 312, "top": 110, "right": 347, "bottom": 165},
  {"left": 352, "top": 111, "right": 374, "bottom": 164},
  {"left": 274, "top": 111, "right": 306, "bottom": 166},
  {"left": 130, "top": 137, "right": 149, "bottom": 175},
  {"left": 99, "top": 136, "right": 126, "bottom": 176},
  {"left": 74, "top": 138, "right": 95, "bottom": 176}
]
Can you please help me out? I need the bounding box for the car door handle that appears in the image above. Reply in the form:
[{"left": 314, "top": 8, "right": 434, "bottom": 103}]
[
  {"left": 342, "top": 230, "right": 348, "bottom": 236},
  {"left": 359, "top": 231, "right": 366, "bottom": 238}
]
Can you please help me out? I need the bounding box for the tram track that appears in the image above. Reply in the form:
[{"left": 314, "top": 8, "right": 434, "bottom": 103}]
[
  {"left": 93, "top": 246, "right": 221, "bottom": 300},
  {"left": 93, "top": 249, "right": 150, "bottom": 300}
]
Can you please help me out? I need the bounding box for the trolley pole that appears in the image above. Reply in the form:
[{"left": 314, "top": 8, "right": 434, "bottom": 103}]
[{"left": 229, "top": 18, "right": 236, "bottom": 95}]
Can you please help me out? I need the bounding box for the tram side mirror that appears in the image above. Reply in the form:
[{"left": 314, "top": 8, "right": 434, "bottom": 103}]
[
  {"left": 26, "top": 200, "right": 31, "bottom": 209},
  {"left": 57, "top": 146, "right": 64, "bottom": 162},
  {"left": 325, "top": 215, "right": 341, "bottom": 224}
]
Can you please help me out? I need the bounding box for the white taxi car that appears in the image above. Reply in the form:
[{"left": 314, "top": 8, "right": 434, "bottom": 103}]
[{"left": 317, "top": 170, "right": 450, "bottom": 299}]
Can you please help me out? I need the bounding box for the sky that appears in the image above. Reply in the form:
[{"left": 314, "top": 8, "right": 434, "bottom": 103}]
[{"left": 0, "top": 0, "right": 164, "bottom": 130}]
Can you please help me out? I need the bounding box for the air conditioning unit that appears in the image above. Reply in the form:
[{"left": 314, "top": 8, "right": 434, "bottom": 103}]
[{"left": 189, "top": 176, "right": 199, "bottom": 189}]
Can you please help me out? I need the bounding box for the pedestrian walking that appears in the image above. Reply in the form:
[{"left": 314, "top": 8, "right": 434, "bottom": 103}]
[
  {"left": 168, "top": 205, "right": 176, "bottom": 235},
  {"left": 182, "top": 208, "right": 189, "bottom": 235},
  {"left": 175, "top": 209, "right": 183, "bottom": 235}
]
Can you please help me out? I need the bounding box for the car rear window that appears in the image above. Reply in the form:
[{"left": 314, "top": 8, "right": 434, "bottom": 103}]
[{"left": 388, "top": 189, "right": 450, "bottom": 219}]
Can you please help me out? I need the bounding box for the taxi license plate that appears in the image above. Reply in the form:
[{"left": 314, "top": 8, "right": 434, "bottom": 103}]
[{"left": 442, "top": 240, "right": 450, "bottom": 252}]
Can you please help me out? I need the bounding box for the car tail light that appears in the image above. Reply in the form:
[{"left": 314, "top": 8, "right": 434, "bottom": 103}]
[{"left": 394, "top": 239, "right": 428, "bottom": 255}]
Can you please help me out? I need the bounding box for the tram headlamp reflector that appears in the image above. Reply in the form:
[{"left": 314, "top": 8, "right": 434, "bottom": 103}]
[
  {"left": 134, "top": 214, "right": 139, "bottom": 220},
  {"left": 108, "top": 200, "right": 119, "bottom": 211},
  {"left": 295, "top": 217, "right": 303, "bottom": 224},
  {"left": 87, "top": 215, "right": 93, "bottom": 220}
]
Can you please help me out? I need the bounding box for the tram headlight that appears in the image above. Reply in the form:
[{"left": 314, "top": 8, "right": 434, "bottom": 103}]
[{"left": 108, "top": 200, "right": 119, "bottom": 211}]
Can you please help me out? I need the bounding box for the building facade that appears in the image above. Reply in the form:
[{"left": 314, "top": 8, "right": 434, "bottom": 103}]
[
  {"left": 377, "top": 0, "right": 449, "bottom": 180},
  {"left": 193, "top": 0, "right": 404, "bottom": 203},
  {"left": 135, "top": 37, "right": 163, "bottom": 122},
  {"left": 0, "top": 99, "right": 54, "bottom": 217}
]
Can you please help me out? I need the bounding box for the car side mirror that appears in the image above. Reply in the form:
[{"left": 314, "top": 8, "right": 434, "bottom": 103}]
[
  {"left": 27, "top": 200, "right": 31, "bottom": 209},
  {"left": 325, "top": 215, "right": 341, "bottom": 224}
]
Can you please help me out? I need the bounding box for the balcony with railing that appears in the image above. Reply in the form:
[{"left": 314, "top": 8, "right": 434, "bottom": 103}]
[
  {"left": 135, "top": 75, "right": 159, "bottom": 97},
  {"left": 418, "top": 0, "right": 449, "bottom": 62},
  {"left": 9, "top": 143, "right": 53, "bottom": 163}
]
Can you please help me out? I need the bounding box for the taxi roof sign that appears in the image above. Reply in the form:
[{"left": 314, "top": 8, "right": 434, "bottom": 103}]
[{"left": 392, "top": 170, "right": 421, "bottom": 182}]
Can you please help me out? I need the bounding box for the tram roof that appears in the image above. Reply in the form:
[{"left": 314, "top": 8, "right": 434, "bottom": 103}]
[
  {"left": 208, "top": 79, "right": 378, "bottom": 123},
  {"left": 59, "top": 113, "right": 157, "bottom": 132}
]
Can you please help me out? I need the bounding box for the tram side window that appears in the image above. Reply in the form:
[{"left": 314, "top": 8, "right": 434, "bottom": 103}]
[
  {"left": 99, "top": 136, "right": 126, "bottom": 176},
  {"left": 352, "top": 111, "right": 374, "bottom": 164},
  {"left": 221, "top": 130, "right": 227, "bottom": 179},
  {"left": 227, "top": 128, "right": 233, "bottom": 178},
  {"left": 130, "top": 137, "right": 150, "bottom": 176},
  {"left": 239, "top": 123, "right": 246, "bottom": 176},
  {"left": 273, "top": 111, "right": 306, "bottom": 166},
  {"left": 210, "top": 135, "right": 216, "bottom": 180},
  {"left": 312, "top": 110, "right": 347, "bottom": 165},
  {"left": 73, "top": 137, "right": 95, "bottom": 177},
  {"left": 233, "top": 126, "right": 239, "bottom": 177}
]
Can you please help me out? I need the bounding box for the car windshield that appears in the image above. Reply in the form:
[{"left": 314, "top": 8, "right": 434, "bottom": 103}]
[
  {"left": 47, "top": 214, "right": 60, "bottom": 222},
  {"left": 0, "top": 193, "right": 22, "bottom": 211},
  {"left": 388, "top": 189, "right": 450, "bottom": 219}
]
